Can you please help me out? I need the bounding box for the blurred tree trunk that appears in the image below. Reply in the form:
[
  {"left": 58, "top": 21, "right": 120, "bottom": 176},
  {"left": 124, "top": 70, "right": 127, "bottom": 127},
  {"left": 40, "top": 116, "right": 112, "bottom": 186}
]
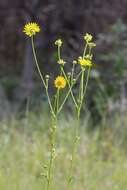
[{"left": 15, "top": 0, "right": 43, "bottom": 106}]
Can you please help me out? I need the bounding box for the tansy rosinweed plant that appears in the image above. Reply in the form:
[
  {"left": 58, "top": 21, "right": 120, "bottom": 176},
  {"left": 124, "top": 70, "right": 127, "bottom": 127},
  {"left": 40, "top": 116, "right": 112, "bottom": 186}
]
[
  {"left": 23, "top": 23, "right": 96, "bottom": 190},
  {"left": 23, "top": 22, "right": 72, "bottom": 190},
  {"left": 55, "top": 32, "right": 96, "bottom": 190}
]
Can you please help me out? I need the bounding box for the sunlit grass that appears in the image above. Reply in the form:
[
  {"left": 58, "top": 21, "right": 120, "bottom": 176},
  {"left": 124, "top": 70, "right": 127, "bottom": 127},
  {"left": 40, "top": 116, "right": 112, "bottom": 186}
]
[{"left": 0, "top": 113, "right": 127, "bottom": 190}]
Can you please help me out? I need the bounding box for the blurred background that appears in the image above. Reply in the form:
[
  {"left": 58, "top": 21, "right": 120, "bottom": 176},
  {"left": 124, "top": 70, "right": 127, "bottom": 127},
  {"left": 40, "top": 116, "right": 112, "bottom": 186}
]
[
  {"left": 1, "top": 1, "right": 127, "bottom": 189},
  {"left": 0, "top": 0, "right": 127, "bottom": 122}
]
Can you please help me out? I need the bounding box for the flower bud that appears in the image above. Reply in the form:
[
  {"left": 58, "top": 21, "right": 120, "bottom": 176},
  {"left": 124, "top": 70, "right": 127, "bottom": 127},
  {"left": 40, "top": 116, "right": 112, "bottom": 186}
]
[
  {"left": 72, "top": 60, "right": 77, "bottom": 64},
  {"left": 45, "top": 75, "right": 50, "bottom": 79}
]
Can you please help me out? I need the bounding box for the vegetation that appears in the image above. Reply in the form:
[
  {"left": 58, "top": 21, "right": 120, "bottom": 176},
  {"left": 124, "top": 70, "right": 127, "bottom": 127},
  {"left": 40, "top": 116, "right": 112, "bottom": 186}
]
[{"left": 0, "top": 112, "right": 127, "bottom": 190}]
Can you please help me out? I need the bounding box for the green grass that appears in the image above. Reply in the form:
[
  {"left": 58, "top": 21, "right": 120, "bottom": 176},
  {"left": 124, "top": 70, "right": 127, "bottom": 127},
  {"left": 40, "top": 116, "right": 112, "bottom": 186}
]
[{"left": 0, "top": 113, "right": 127, "bottom": 190}]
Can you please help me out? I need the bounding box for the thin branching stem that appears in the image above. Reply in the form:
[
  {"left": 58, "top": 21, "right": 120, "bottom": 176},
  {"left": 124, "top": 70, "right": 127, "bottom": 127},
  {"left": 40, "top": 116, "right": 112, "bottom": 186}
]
[
  {"left": 58, "top": 46, "right": 61, "bottom": 60},
  {"left": 56, "top": 45, "right": 78, "bottom": 109},
  {"left": 31, "top": 36, "right": 58, "bottom": 190},
  {"left": 56, "top": 89, "right": 60, "bottom": 114},
  {"left": 61, "top": 67, "right": 78, "bottom": 108},
  {"left": 31, "top": 37, "right": 46, "bottom": 88},
  {"left": 82, "top": 67, "right": 91, "bottom": 100},
  {"left": 58, "top": 83, "right": 73, "bottom": 114},
  {"left": 31, "top": 36, "right": 55, "bottom": 118},
  {"left": 58, "top": 69, "right": 82, "bottom": 114},
  {"left": 83, "top": 43, "right": 88, "bottom": 59},
  {"left": 67, "top": 41, "right": 90, "bottom": 190},
  {"left": 71, "top": 62, "right": 75, "bottom": 83}
]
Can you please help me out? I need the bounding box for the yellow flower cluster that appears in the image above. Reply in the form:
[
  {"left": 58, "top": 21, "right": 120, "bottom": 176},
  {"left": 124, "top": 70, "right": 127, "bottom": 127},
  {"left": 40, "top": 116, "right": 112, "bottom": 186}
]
[
  {"left": 54, "top": 76, "right": 66, "bottom": 89},
  {"left": 23, "top": 22, "right": 40, "bottom": 37},
  {"left": 78, "top": 57, "right": 92, "bottom": 67}
]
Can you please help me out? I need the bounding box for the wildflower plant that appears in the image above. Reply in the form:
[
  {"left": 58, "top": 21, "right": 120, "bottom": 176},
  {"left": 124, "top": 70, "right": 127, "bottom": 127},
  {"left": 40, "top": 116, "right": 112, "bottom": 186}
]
[
  {"left": 23, "top": 22, "right": 96, "bottom": 190},
  {"left": 23, "top": 22, "right": 73, "bottom": 190},
  {"left": 55, "top": 33, "right": 96, "bottom": 189}
]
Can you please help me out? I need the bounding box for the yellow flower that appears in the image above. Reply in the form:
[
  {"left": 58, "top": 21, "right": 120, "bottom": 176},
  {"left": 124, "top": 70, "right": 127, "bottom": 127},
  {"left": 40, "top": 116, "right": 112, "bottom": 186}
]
[
  {"left": 84, "top": 33, "right": 93, "bottom": 43},
  {"left": 23, "top": 22, "right": 40, "bottom": 37},
  {"left": 54, "top": 76, "right": 66, "bottom": 89},
  {"left": 55, "top": 39, "right": 62, "bottom": 47},
  {"left": 57, "top": 59, "right": 66, "bottom": 65},
  {"left": 78, "top": 57, "right": 92, "bottom": 67}
]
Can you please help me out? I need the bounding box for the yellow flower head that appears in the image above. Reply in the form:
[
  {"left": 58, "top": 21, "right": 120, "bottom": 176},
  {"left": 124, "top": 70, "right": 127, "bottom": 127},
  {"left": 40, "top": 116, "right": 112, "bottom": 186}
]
[
  {"left": 55, "top": 39, "right": 62, "bottom": 47},
  {"left": 57, "top": 59, "right": 66, "bottom": 65},
  {"left": 84, "top": 33, "right": 93, "bottom": 43},
  {"left": 54, "top": 76, "right": 66, "bottom": 89},
  {"left": 78, "top": 57, "right": 92, "bottom": 67},
  {"left": 23, "top": 22, "right": 40, "bottom": 37}
]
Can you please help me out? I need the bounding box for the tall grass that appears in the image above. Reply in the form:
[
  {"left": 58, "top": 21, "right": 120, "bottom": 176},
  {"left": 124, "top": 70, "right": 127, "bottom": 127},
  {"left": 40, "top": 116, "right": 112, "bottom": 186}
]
[{"left": 0, "top": 112, "right": 127, "bottom": 190}]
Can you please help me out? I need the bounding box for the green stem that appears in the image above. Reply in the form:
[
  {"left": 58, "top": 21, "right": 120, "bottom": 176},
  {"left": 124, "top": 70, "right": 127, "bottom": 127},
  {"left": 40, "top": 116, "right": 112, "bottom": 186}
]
[
  {"left": 46, "top": 88, "right": 60, "bottom": 190},
  {"left": 58, "top": 46, "right": 61, "bottom": 60},
  {"left": 78, "top": 68, "right": 85, "bottom": 114},
  {"left": 81, "top": 69, "right": 85, "bottom": 97},
  {"left": 67, "top": 112, "right": 80, "bottom": 190},
  {"left": 58, "top": 69, "right": 83, "bottom": 114},
  {"left": 56, "top": 89, "right": 60, "bottom": 115},
  {"left": 83, "top": 43, "right": 88, "bottom": 59},
  {"left": 31, "top": 36, "right": 55, "bottom": 118},
  {"left": 89, "top": 47, "right": 92, "bottom": 56},
  {"left": 78, "top": 69, "right": 84, "bottom": 105},
  {"left": 57, "top": 44, "right": 78, "bottom": 109},
  {"left": 61, "top": 67, "right": 78, "bottom": 109},
  {"left": 71, "top": 62, "right": 75, "bottom": 83},
  {"left": 46, "top": 87, "right": 56, "bottom": 118},
  {"left": 31, "top": 36, "right": 46, "bottom": 88},
  {"left": 67, "top": 43, "right": 89, "bottom": 190},
  {"left": 46, "top": 116, "right": 57, "bottom": 190},
  {"left": 82, "top": 67, "right": 91, "bottom": 101},
  {"left": 58, "top": 83, "right": 73, "bottom": 114},
  {"left": 75, "top": 70, "right": 82, "bottom": 81},
  {"left": 53, "top": 96, "right": 57, "bottom": 114}
]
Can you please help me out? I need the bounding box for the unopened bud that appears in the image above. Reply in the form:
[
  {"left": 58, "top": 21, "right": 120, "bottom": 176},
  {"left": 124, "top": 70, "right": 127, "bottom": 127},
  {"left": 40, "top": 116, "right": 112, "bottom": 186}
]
[
  {"left": 45, "top": 75, "right": 50, "bottom": 79},
  {"left": 73, "top": 60, "right": 77, "bottom": 64}
]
